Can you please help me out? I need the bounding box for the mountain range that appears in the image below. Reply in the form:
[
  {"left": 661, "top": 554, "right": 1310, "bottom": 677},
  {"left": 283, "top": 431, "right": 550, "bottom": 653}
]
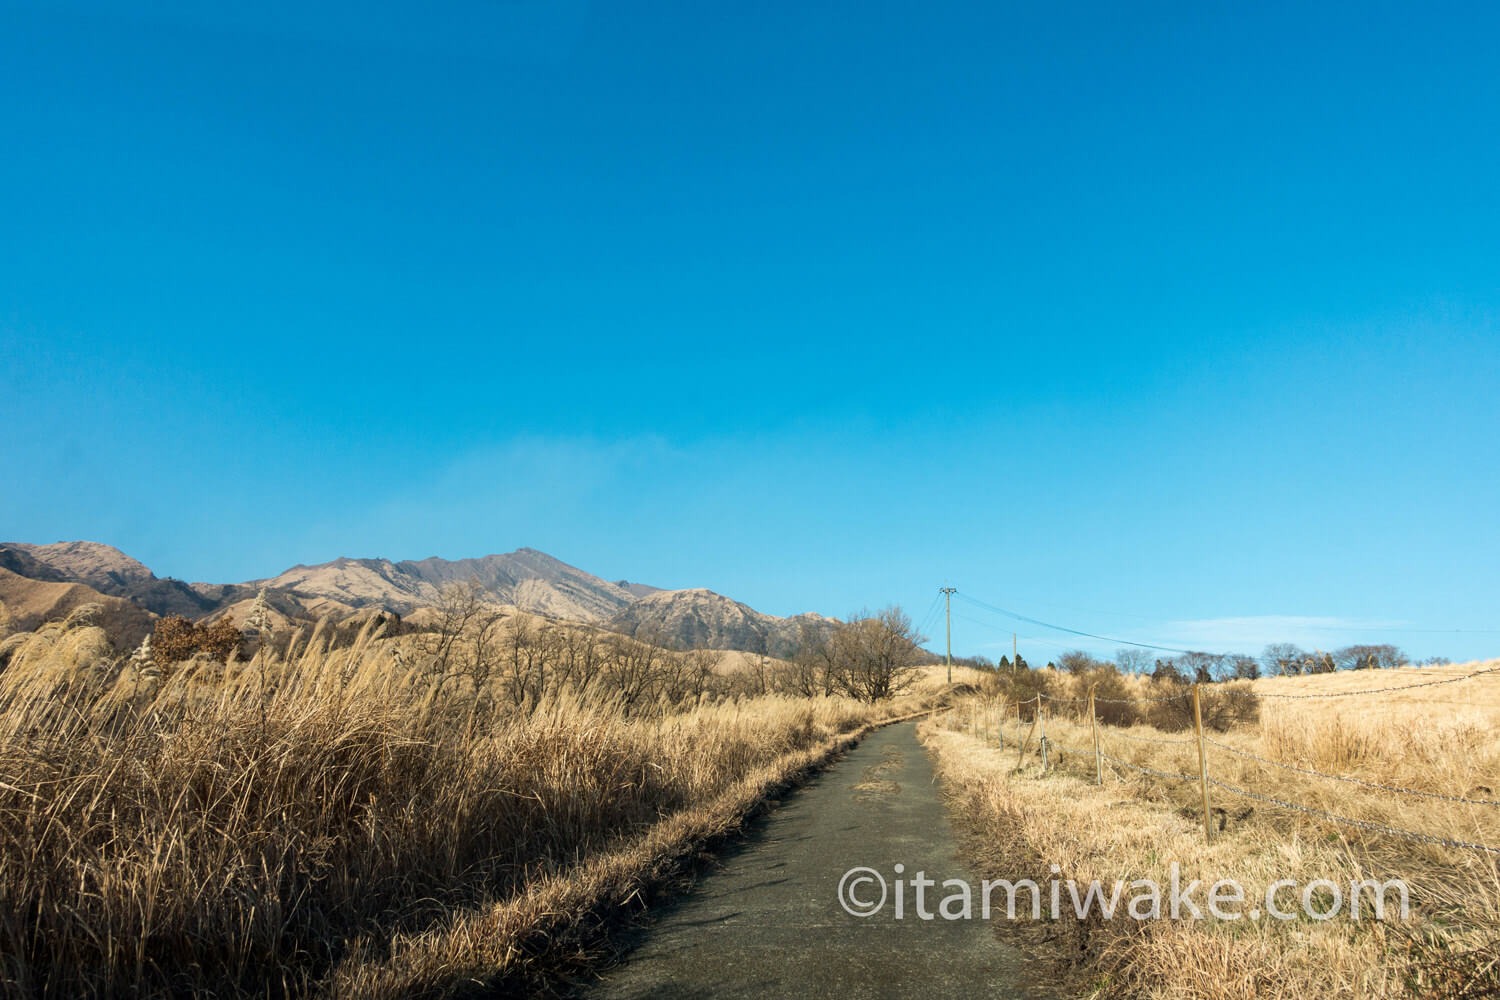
[{"left": 0, "top": 541, "right": 831, "bottom": 656}]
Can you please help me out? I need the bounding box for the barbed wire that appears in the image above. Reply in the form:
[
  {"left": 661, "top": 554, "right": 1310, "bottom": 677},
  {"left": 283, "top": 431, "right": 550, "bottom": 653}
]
[
  {"left": 1105, "top": 728, "right": 1198, "bottom": 746},
  {"left": 961, "top": 680, "right": 1500, "bottom": 855},
  {"left": 1253, "top": 664, "right": 1500, "bottom": 700},
  {"left": 1203, "top": 736, "right": 1500, "bottom": 807},
  {"left": 1054, "top": 743, "right": 1499, "bottom": 852},
  {"left": 1040, "top": 690, "right": 1186, "bottom": 706},
  {"left": 991, "top": 664, "right": 1500, "bottom": 712},
  {"left": 1205, "top": 777, "right": 1500, "bottom": 855},
  {"left": 1099, "top": 693, "right": 1190, "bottom": 705},
  {"left": 1099, "top": 751, "right": 1199, "bottom": 783}
]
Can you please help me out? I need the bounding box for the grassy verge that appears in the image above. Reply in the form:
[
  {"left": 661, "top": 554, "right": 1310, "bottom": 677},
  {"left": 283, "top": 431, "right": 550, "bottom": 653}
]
[
  {"left": 328, "top": 706, "right": 934, "bottom": 998},
  {"left": 920, "top": 666, "right": 1500, "bottom": 1000}
]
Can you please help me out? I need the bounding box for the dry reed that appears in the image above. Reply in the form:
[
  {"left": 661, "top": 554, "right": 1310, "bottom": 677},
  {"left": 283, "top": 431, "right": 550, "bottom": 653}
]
[{"left": 0, "top": 615, "right": 917, "bottom": 997}]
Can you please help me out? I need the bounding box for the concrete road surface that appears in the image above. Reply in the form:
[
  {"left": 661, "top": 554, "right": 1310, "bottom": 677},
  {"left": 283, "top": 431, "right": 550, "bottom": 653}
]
[{"left": 578, "top": 720, "right": 1057, "bottom": 999}]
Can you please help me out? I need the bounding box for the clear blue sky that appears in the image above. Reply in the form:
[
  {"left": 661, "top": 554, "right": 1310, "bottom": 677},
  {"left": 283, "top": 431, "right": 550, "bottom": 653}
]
[{"left": 3, "top": 1, "right": 1498, "bottom": 662}]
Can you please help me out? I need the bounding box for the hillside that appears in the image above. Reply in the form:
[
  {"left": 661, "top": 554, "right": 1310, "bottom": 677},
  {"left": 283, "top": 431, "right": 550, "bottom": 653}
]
[
  {"left": 2, "top": 541, "right": 216, "bottom": 618},
  {"left": 0, "top": 566, "right": 157, "bottom": 649},
  {"left": 0, "top": 541, "right": 832, "bottom": 656},
  {"left": 260, "top": 549, "right": 637, "bottom": 622},
  {"left": 606, "top": 588, "right": 835, "bottom": 657},
  {"left": 3, "top": 540, "right": 155, "bottom": 590}
]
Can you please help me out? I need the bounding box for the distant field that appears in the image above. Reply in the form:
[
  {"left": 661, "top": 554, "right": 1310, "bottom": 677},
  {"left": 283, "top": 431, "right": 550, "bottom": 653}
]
[
  {"left": 925, "top": 661, "right": 1500, "bottom": 999},
  {"left": 1251, "top": 660, "right": 1500, "bottom": 727}
]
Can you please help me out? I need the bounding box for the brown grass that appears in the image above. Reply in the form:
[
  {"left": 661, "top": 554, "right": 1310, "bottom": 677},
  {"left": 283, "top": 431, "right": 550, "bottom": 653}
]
[
  {"left": 924, "top": 662, "right": 1500, "bottom": 999},
  {"left": 0, "top": 615, "right": 931, "bottom": 997}
]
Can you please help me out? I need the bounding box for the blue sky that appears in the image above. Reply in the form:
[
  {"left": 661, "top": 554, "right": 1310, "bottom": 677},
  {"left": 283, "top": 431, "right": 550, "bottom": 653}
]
[{"left": 3, "top": 1, "right": 1498, "bottom": 662}]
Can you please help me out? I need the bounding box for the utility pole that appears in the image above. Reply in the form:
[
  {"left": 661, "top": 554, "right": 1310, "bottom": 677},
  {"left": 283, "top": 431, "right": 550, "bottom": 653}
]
[
  {"left": 1013, "top": 633, "right": 1018, "bottom": 672},
  {"left": 940, "top": 587, "right": 957, "bottom": 684}
]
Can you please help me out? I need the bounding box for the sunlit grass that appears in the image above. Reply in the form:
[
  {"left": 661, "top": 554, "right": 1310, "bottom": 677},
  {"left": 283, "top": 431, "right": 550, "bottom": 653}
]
[{"left": 0, "top": 612, "right": 926, "bottom": 997}]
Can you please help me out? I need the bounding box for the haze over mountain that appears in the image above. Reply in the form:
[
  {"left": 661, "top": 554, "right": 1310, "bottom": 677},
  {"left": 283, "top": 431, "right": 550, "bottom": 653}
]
[{"left": 0, "top": 541, "right": 829, "bottom": 655}]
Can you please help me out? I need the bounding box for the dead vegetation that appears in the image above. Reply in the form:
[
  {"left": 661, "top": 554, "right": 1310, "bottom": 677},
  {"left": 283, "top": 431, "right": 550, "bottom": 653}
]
[
  {"left": 925, "top": 663, "right": 1500, "bottom": 999},
  {"left": 0, "top": 594, "right": 937, "bottom": 997}
]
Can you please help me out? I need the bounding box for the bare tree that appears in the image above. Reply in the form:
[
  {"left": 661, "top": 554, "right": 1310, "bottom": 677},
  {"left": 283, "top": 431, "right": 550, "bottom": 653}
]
[
  {"left": 1260, "top": 642, "right": 1306, "bottom": 677},
  {"left": 1114, "top": 648, "right": 1152, "bottom": 675},
  {"left": 832, "top": 606, "right": 924, "bottom": 702},
  {"left": 1228, "top": 654, "right": 1260, "bottom": 680},
  {"left": 684, "top": 647, "right": 721, "bottom": 701},
  {"left": 422, "top": 581, "right": 488, "bottom": 681},
  {"left": 554, "top": 625, "right": 601, "bottom": 693},
  {"left": 500, "top": 613, "right": 548, "bottom": 707},
  {"left": 787, "top": 621, "right": 841, "bottom": 697},
  {"left": 598, "top": 630, "right": 666, "bottom": 711},
  {"left": 1333, "top": 644, "right": 1406, "bottom": 671},
  {"left": 1174, "top": 650, "right": 1224, "bottom": 684},
  {"left": 417, "top": 580, "right": 506, "bottom": 719},
  {"left": 1057, "top": 649, "right": 1104, "bottom": 674}
]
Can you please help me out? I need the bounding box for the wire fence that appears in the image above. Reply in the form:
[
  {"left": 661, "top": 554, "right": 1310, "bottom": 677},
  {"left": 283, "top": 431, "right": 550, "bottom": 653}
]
[
  {"left": 1203, "top": 735, "right": 1500, "bottom": 807},
  {"left": 1251, "top": 664, "right": 1500, "bottom": 699},
  {"left": 940, "top": 663, "right": 1500, "bottom": 854},
  {"left": 1101, "top": 727, "right": 1197, "bottom": 746},
  {"left": 1205, "top": 778, "right": 1500, "bottom": 855}
]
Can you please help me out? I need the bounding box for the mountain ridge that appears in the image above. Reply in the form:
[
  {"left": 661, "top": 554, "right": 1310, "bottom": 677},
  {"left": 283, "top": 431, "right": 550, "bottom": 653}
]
[{"left": 0, "top": 541, "right": 829, "bottom": 655}]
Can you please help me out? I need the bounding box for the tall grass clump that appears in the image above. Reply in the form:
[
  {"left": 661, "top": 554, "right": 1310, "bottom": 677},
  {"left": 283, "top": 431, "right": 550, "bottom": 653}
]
[{"left": 0, "top": 613, "right": 902, "bottom": 997}]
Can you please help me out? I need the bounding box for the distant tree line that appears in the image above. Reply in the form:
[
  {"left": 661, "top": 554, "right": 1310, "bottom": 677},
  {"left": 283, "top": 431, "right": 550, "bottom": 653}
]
[{"left": 952, "top": 642, "right": 1451, "bottom": 681}]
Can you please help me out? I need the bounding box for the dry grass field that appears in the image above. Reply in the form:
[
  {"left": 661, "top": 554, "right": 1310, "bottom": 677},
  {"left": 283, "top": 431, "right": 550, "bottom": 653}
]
[
  {"left": 925, "top": 663, "right": 1500, "bottom": 999},
  {"left": 10, "top": 596, "right": 1490, "bottom": 999},
  {"left": 0, "top": 609, "right": 940, "bottom": 998}
]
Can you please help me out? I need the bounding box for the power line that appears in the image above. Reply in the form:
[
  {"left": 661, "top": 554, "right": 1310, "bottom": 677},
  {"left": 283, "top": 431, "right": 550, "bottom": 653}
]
[
  {"left": 949, "top": 612, "right": 1087, "bottom": 654},
  {"left": 914, "top": 593, "right": 943, "bottom": 644},
  {"left": 954, "top": 592, "right": 1197, "bottom": 654},
  {"left": 955, "top": 590, "right": 1500, "bottom": 653}
]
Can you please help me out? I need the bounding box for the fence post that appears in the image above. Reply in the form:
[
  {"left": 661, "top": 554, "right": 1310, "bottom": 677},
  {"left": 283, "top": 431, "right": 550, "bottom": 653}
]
[
  {"left": 997, "top": 698, "right": 1005, "bottom": 750},
  {"left": 1089, "top": 686, "right": 1102, "bottom": 785},
  {"left": 1039, "top": 696, "right": 1049, "bottom": 771},
  {"left": 1193, "top": 684, "right": 1213, "bottom": 844},
  {"left": 1019, "top": 697, "right": 1039, "bottom": 770}
]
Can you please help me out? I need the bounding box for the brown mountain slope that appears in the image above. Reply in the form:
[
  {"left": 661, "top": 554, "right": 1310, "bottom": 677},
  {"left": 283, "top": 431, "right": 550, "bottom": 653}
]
[
  {"left": 615, "top": 580, "right": 664, "bottom": 599},
  {"left": 1, "top": 541, "right": 216, "bottom": 618},
  {"left": 1, "top": 540, "right": 833, "bottom": 656},
  {"left": 261, "top": 548, "right": 637, "bottom": 622},
  {"left": 0, "top": 566, "right": 157, "bottom": 650},
  {"left": 606, "top": 588, "right": 835, "bottom": 657},
  {"left": 5, "top": 541, "right": 155, "bottom": 590}
]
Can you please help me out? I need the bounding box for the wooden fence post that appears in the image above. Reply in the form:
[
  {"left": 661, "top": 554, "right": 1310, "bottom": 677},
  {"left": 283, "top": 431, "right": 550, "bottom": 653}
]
[
  {"left": 996, "top": 698, "right": 1005, "bottom": 750},
  {"left": 1019, "top": 697, "right": 1039, "bottom": 770},
  {"left": 1089, "top": 686, "right": 1102, "bottom": 785},
  {"left": 1193, "top": 683, "right": 1213, "bottom": 844},
  {"left": 1039, "top": 696, "right": 1048, "bottom": 771}
]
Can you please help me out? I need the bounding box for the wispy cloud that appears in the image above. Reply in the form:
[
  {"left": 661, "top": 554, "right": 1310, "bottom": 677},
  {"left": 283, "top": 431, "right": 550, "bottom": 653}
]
[{"left": 1160, "top": 616, "right": 1410, "bottom": 652}]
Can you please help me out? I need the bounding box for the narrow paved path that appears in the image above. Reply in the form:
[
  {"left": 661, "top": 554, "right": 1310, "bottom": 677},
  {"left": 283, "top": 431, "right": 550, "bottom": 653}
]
[{"left": 579, "top": 720, "right": 1051, "bottom": 999}]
